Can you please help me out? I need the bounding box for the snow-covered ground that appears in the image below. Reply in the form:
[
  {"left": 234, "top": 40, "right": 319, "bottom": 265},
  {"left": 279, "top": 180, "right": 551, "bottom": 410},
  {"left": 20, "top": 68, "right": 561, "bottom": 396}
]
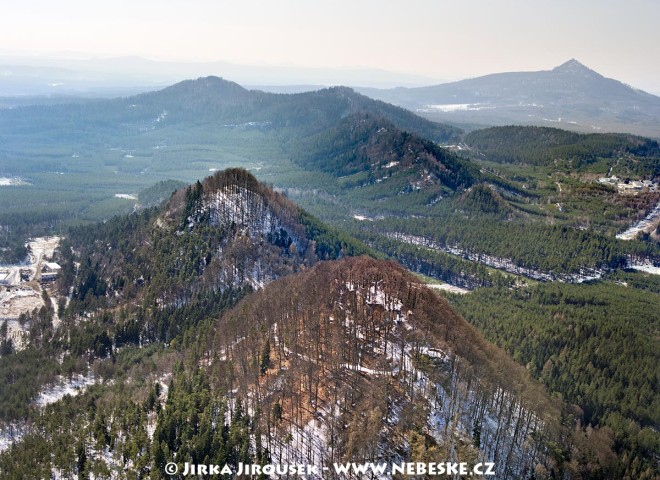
[
  {"left": 207, "top": 184, "right": 277, "bottom": 236},
  {"left": 0, "top": 177, "right": 29, "bottom": 186},
  {"left": 28, "top": 236, "right": 61, "bottom": 262},
  {"left": 0, "top": 372, "right": 98, "bottom": 454},
  {"left": 266, "top": 415, "right": 330, "bottom": 472},
  {"left": 2, "top": 318, "right": 30, "bottom": 351},
  {"left": 1, "top": 287, "right": 43, "bottom": 325},
  {"left": 616, "top": 199, "right": 660, "bottom": 240},
  {"left": 0, "top": 422, "right": 28, "bottom": 454},
  {"left": 114, "top": 193, "right": 137, "bottom": 200},
  {"left": 422, "top": 103, "right": 493, "bottom": 112},
  {"left": 632, "top": 262, "right": 660, "bottom": 275},
  {"left": 427, "top": 283, "right": 471, "bottom": 294},
  {"left": 34, "top": 372, "right": 98, "bottom": 407}
]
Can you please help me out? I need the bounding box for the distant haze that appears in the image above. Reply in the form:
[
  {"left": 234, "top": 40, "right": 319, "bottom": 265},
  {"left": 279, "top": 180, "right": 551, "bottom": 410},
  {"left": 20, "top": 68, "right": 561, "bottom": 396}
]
[{"left": 1, "top": 0, "right": 659, "bottom": 93}]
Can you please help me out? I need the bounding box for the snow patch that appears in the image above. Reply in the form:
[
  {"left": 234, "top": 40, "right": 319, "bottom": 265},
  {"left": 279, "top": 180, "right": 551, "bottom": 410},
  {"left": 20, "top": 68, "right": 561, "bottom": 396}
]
[
  {"left": 631, "top": 263, "right": 660, "bottom": 275},
  {"left": 34, "top": 372, "right": 98, "bottom": 407},
  {"left": 0, "top": 177, "right": 29, "bottom": 186},
  {"left": 420, "top": 103, "right": 495, "bottom": 112},
  {"left": 0, "top": 422, "right": 28, "bottom": 454},
  {"left": 114, "top": 193, "right": 137, "bottom": 200},
  {"left": 427, "top": 283, "right": 471, "bottom": 295},
  {"left": 155, "top": 110, "right": 168, "bottom": 123},
  {"left": 616, "top": 199, "right": 660, "bottom": 240}
]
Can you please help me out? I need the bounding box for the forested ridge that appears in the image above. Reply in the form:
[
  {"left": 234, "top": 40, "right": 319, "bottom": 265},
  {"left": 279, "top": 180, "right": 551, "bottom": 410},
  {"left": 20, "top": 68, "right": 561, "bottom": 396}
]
[
  {"left": 449, "top": 278, "right": 660, "bottom": 478},
  {"left": 292, "top": 113, "right": 478, "bottom": 191},
  {"left": 0, "top": 78, "right": 461, "bottom": 148},
  {"left": 349, "top": 208, "right": 658, "bottom": 276},
  {"left": 465, "top": 126, "right": 660, "bottom": 177}
]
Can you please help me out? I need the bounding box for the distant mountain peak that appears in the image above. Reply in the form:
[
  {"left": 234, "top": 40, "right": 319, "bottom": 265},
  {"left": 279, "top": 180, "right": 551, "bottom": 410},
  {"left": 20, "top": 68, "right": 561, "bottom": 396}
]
[
  {"left": 357, "top": 59, "right": 660, "bottom": 137},
  {"left": 557, "top": 58, "right": 585, "bottom": 68},
  {"left": 552, "top": 58, "right": 599, "bottom": 76},
  {"left": 164, "top": 75, "right": 248, "bottom": 95},
  {"left": 191, "top": 75, "right": 247, "bottom": 90}
]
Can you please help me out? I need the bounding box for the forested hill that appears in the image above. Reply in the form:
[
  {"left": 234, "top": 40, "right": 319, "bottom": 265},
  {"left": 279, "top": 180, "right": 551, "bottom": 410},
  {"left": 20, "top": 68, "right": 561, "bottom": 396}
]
[
  {"left": 293, "top": 113, "right": 479, "bottom": 190},
  {"left": 203, "top": 255, "right": 580, "bottom": 478},
  {"left": 142, "top": 77, "right": 462, "bottom": 142},
  {"left": 465, "top": 125, "right": 660, "bottom": 176},
  {"left": 59, "top": 168, "right": 369, "bottom": 324},
  {"left": 0, "top": 76, "right": 460, "bottom": 144}
]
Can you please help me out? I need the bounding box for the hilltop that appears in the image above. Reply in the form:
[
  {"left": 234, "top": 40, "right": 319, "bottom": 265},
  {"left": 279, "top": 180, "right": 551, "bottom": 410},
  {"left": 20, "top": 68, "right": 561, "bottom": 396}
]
[
  {"left": 60, "top": 168, "right": 368, "bottom": 317},
  {"left": 204, "top": 256, "right": 568, "bottom": 477},
  {"left": 0, "top": 169, "right": 368, "bottom": 440},
  {"left": 292, "top": 113, "right": 480, "bottom": 208}
]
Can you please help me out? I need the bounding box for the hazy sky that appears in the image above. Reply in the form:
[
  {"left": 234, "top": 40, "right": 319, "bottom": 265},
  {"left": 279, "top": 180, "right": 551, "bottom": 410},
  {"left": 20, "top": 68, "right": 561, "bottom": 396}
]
[{"left": 2, "top": 0, "right": 659, "bottom": 91}]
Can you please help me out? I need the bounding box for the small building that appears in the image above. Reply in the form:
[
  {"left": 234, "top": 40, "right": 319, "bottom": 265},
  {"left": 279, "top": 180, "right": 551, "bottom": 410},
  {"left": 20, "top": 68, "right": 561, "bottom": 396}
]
[
  {"left": 41, "top": 262, "right": 61, "bottom": 282},
  {"left": 43, "top": 262, "right": 61, "bottom": 273}
]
